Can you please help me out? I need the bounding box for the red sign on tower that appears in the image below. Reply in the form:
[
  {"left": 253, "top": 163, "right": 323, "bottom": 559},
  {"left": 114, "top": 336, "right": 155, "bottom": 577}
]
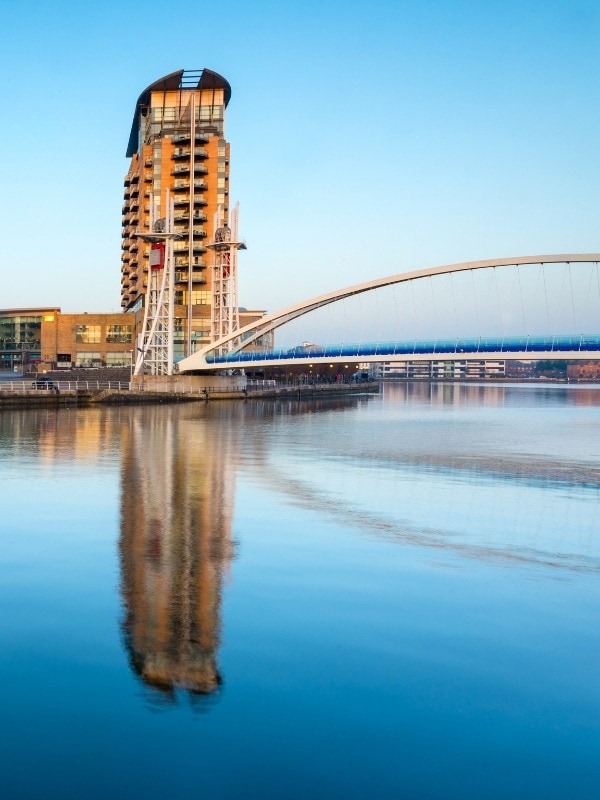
[{"left": 149, "top": 243, "right": 165, "bottom": 270}]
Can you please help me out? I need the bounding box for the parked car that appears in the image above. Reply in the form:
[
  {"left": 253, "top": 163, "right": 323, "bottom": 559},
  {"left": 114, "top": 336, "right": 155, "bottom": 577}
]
[{"left": 32, "top": 376, "right": 54, "bottom": 389}]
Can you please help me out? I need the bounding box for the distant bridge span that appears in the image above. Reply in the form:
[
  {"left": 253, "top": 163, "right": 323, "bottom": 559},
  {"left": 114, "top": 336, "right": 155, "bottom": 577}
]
[{"left": 177, "top": 254, "right": 600, "bottom": 372}]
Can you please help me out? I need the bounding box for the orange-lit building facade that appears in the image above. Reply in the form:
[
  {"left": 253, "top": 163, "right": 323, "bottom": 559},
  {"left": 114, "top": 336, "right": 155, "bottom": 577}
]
[{"left": 121, "top": 69, "right": 232, "bottom": 361}]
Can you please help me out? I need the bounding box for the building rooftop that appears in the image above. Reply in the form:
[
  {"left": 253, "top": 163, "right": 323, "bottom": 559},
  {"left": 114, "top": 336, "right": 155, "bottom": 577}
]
[{"left": 126, "top": 68, "right": 232, "bottom": 158}]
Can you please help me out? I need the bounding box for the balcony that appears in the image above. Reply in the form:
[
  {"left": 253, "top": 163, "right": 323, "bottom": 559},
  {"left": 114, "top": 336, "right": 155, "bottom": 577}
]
[
  {"left": 192, "top": 228, "right": 207, "bottom": 238},
  {"left": 173, "top": 196, "right": 191, "bottom": 207},
  {"left": 174, "top": 271, "right": 207, "bottom": 284},
  {"left": 193, "top": 164, "right": 208, "bottom": 175},
  {"left": 172, "top": 164, "right": 190, "bottom": 176},
  {"left": 172, "top": 133, "right": 190, "bottom": 145},
  {"left": 172, "top": 132, "right": 209, "bottom": 145},
  {"left": 172, "top": 179, "right": 190, "bottom": 190},
  {"left": 194, "top": 148, "right": 208, "bottom": 159},
  {"left": 172, "top": 148, "right": 190, "bottom": 160},
  {"left": 194, "top": 180, "right": 207, "bottom": 191},
  {"left": 174, "top": 256, "right": 206, "bottom": 269}
]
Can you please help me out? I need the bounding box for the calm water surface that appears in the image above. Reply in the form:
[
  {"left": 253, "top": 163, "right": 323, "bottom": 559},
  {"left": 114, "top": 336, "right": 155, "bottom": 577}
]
[{"left": 1, "top": 382, "right": 599, "bottom": 799}]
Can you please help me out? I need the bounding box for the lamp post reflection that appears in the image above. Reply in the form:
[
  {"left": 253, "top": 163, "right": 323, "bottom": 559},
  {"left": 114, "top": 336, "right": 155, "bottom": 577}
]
[{"left": 119, "top": 405, "right": 238, "bottom": 702}]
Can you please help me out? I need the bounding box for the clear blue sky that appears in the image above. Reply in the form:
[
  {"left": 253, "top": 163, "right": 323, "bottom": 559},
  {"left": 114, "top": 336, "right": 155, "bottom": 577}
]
[{"left": 1, "top": 0, "right": 598, "bottom": 314}]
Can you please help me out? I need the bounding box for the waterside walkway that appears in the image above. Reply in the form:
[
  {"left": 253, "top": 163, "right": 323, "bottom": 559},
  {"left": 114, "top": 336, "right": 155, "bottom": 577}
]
[{"left": 0, "top": 379, "right": 379, "bottom": 409}]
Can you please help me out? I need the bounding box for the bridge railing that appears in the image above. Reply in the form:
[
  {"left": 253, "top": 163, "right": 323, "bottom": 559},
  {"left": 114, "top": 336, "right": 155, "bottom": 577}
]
[{"left": 205, "top": 334, "right": 600, "bottom": 364}]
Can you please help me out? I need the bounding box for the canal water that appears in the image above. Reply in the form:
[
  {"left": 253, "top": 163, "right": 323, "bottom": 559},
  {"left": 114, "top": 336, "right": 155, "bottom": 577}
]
[{"left": 1, "top": 383, "right": 599, "bottom": 799}]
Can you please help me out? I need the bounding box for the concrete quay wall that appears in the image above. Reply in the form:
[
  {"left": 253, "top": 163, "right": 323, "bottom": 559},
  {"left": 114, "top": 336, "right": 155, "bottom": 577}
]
[{"left": 0, "top": 380, "right": 379, "bottom": 409}]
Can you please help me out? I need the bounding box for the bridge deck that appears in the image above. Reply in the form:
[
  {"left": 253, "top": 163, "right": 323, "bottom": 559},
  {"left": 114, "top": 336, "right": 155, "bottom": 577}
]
[{"left": 204, "top": 334, "right": 600, "bottom": 367}]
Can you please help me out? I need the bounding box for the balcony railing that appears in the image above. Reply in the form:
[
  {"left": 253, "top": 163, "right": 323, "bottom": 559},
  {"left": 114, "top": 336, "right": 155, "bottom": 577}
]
[
  {"left": 171, "top": 132, "right": 209, "bottom": 145},
  {"left": 174, "top": 257, "right": 206, "bottom": 268},
  {"left": 174, "top": 271, "right": 207, "bottom": 284}
]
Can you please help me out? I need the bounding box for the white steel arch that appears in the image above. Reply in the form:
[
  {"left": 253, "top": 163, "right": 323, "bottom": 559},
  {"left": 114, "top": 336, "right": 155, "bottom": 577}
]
[{"left": 176, "top": 253, "right": 600, "bottom": 373}]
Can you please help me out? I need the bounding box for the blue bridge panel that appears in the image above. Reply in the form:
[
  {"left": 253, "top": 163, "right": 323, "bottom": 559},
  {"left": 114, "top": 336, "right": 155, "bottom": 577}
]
[{"left": 206, "top": 334, "right": 600, "bottom": 364}]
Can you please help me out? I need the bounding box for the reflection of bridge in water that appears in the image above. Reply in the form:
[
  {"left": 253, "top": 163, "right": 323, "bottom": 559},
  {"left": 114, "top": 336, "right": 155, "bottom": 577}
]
[{"left": 177, "top": 254, "right": 600, "bottom": 373}]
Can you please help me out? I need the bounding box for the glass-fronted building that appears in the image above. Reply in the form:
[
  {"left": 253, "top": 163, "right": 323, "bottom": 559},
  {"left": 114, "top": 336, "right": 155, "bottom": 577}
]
[
  {"left": 0, "top": 309, "right": 135, "bottom": 371},
  {"left": 0, "top": 308, "right": 59, "bottom": 371}
]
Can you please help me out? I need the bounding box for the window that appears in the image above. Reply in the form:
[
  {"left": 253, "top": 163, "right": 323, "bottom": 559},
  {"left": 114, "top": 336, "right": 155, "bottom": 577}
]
[
  {"left": 75, "top": 325, "right": 100, "bottom": 344},
  {"left": 106, "top": 353, "right": 131, "bottom": 366},
  {"left": 75, "top": 351, "right": 101, "bottom": 367},
  {"left": 106, "top": 325, "right": 133, "bottom": 343},
  {"left": 175, "top": 290, "right": 210, "bottom": 306}
]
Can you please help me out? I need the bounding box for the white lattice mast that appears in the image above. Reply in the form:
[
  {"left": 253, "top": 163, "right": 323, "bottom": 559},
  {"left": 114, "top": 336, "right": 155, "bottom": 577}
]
[
  {"left": 134, "top": 192, "right": 177, "bottom": 376},
  {"left": 208, "top": 202, "right": 246, "bottom": 356}
]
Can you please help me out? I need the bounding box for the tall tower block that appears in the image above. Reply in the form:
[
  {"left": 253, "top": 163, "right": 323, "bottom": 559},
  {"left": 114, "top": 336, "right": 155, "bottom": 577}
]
[{"left": 121, "top": 69, "right": 231, "bottom": 362}]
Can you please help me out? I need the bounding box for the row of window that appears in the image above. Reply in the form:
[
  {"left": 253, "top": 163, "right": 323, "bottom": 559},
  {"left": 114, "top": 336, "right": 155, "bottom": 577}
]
[
  {"left": 75, "top": 325, "right": 133, "bottom": 344},
  {"left": 68, "top": 353, "right": 132, "bottom": 367},
  {"left": 149, "top": 106, "right": 224, "bottom": 123}
]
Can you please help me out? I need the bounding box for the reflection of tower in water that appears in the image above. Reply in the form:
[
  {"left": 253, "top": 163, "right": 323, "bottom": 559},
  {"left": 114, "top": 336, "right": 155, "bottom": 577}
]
[{"left": 119, "top": 406, "right": 237, "bottom": 699}]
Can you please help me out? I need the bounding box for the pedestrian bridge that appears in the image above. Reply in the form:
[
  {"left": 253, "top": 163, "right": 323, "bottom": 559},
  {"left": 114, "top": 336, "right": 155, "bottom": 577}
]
[{"left": 177, "top": 254, "right": 600, "bottom": 372}]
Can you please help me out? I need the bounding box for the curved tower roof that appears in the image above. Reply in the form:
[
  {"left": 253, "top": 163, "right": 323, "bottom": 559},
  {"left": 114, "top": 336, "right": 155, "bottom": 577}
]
[{"left": 126, "top": 68, "right": 232, "bottom": 157}]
